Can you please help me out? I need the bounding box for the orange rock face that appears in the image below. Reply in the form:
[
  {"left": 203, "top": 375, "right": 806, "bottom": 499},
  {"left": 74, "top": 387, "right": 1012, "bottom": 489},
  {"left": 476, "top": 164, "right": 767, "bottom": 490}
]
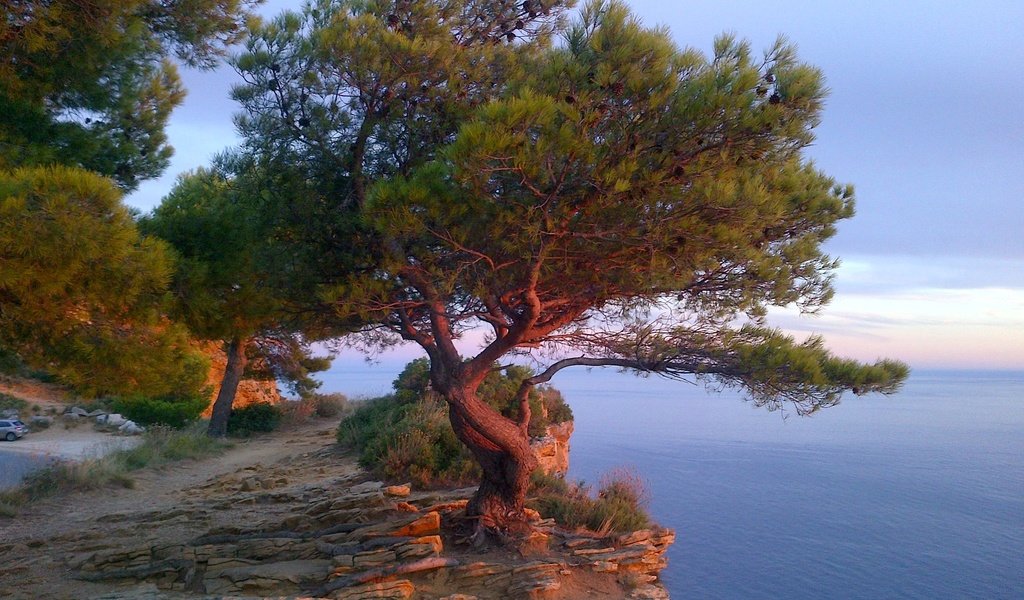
[
  {"left": 532, "top": 421, "right": 574, "bottom": 477},
  {"left": 199, "top": 342, "right": 281, "bottom": 416}
]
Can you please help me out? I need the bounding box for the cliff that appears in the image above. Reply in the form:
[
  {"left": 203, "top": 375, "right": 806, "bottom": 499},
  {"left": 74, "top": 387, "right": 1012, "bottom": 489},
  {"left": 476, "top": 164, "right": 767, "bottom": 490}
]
[
  {"left": 198, "top": 342, "right": 281, "bottom": 417},
  {"left": 1, "top": 418, "right": 675, "bottom": 599},
  {"left": 531, "top": 420, "right": 574, "bottom": 477}
]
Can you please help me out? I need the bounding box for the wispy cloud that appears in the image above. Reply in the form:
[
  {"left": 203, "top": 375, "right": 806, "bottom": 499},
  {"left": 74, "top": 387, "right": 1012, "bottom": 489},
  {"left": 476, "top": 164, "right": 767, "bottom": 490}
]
[{"left": 769, "top": 285, "right": 1024, "bottom": 369}]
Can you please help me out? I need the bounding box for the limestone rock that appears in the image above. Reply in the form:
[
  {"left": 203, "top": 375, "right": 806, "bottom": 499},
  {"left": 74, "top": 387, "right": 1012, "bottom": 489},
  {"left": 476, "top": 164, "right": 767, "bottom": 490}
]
[
  {"left": 629, "top": 583, "right": 671, "bottom": 600},
  {"left": 199, "top": 341, "right": 281, "bottom": 416},
  {"left": 119, "top": 420, "right": 145, "bottom": 435},
  {"left": 384, "top": 483, "right": 411, "bottom": 497},
  {"left": 387, "top": 511, "right": 440, "bottom": 538},
  {"left": 332, "top": 578, "right": 415, "bottom": 599},
  {"left": 530, "top": 421, "right": 573, "bottom": 476},
  {"left": 207, "top": 558, "right": 331, "bottom": 593}
]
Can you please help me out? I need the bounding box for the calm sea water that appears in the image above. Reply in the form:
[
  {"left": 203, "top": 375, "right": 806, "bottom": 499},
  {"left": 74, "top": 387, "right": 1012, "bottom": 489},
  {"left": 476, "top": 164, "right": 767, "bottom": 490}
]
[{"left": 318, "top": 363, "right": 1024, "bottom": 600}]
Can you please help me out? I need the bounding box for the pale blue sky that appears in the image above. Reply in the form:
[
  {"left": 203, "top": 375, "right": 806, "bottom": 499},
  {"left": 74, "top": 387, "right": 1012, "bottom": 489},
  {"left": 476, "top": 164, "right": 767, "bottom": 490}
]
[{"left": 127, "top": 1, "right": 1024, "bottom": 369}]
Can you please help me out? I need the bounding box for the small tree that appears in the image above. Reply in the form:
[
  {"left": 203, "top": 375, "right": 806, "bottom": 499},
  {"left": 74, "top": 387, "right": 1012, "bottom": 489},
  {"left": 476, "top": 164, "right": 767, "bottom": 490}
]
[
  {"left": 142, "top": 167, "right": 330, "bottom": 436},
  {"left": 235, "top": 0, "right": 907, "bottom": 536},
  {"left": 0, "top": 166, "right": 207, "bottom": 397},
  {"left": 0, "top": 0, "right": 257, "bottom": 395}
]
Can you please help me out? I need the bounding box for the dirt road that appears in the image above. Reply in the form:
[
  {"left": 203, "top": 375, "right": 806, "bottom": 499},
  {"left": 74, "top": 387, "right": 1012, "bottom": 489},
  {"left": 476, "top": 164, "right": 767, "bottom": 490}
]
[{"left": 0, "top": 417, "right": 357, "bottom": 599}]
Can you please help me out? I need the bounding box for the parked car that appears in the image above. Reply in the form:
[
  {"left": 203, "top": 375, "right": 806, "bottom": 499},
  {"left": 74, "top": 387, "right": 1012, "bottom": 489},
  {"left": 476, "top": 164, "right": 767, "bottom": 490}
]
[{"left": 0, "top": 419, "right": 28, "bottom": 441}]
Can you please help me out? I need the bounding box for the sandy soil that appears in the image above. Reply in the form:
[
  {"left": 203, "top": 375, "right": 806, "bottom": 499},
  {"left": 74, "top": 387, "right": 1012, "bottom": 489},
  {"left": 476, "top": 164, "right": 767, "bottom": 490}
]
[
  {"left": 0, "top": 427, "right": 141, "bottom": 460},
  {"left": 0, "top": 417, "right": 355, "bottom": 599},
  {"left": 0, "top": 375, "right": 73, "bottom": 411}
]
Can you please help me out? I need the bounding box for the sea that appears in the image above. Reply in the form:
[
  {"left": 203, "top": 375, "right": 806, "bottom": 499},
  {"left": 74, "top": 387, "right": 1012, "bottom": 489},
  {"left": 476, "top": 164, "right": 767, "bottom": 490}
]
[
  {"left": 316, "top": 363, "right": 1024, "bottom": 600},
  {"left": 2, "top": 365, "right": 1020, "bottom": 598}
]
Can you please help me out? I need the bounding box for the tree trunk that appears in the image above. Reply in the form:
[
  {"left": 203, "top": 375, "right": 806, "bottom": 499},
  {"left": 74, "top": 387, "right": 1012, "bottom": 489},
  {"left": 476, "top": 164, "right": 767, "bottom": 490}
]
[
  {"left": 207, "top": 337, "right": 248, "bottom": 438},
  {"left": 444, "top": 385, "right": 539, "bottom": 534}
]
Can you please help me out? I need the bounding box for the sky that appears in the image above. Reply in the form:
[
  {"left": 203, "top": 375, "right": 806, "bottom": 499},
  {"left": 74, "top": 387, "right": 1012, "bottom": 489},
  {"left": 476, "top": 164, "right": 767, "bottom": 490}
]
[{"left": 126, "top": 0, "right": 1024, "bottom": 370}]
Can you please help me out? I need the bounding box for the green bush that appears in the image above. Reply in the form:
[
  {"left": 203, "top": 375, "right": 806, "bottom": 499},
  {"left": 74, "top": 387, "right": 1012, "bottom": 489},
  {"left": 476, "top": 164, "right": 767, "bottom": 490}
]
[
  {"left": 528, "top": 468, "right": 651, "bottom": 534},
  {"left": 339, "top": 392, "right": 478, "bottom": 487},
  {"left": 0, "top": 392, "right": 28, "bottom": 412},
  {"left": 111, "top": 394, "right": 208, "bottom": 428},
  {"left": 338, "top": 358, "right": 573, "bottom": 487},
  {"left": 227, "top": 402, "right": 282, "bottom": 437}
]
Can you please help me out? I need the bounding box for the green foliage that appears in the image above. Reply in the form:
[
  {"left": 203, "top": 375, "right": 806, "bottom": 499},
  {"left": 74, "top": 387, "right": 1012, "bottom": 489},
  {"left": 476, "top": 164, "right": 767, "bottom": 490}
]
[
  {"left": 141, "top": 169, "right": 272, "bottom": 341},
  {"left": 233, "top": 0, "right": 905, "bottom": 426},
  {"left": 338, "top": 392, "right": 479, "bottom": 488},
  {"left": 112, "top": 394, "right": 209, "bottom": 428},
  {"left": 142, "top": 168, "right": 332, "bottom": 409},
  {"left": 0, "top": 393, "right": 28, "bottom": 412},
  {"left": 231, "top": 0, "right": 907, "bottom": 515},
  {"left": 339, "top": 358, "right": 572, "bottom": 486},
  {"left": 0, "top": 166, "right": 209, "bottom": 398},
  {"left": 0, "top": 0, "right": 257, "bottom": 190},
  {"left": 227, "top": 402, "right": 283, "bottom": 437},
  {"left": 392, "top": 358, "right": 573, "bottom": 436},
  {"left": 115, "top": 424, "right": 228, "bottom": 469},
  {"left": 529, "top": 468, "right": 651, "bottom": 534}
]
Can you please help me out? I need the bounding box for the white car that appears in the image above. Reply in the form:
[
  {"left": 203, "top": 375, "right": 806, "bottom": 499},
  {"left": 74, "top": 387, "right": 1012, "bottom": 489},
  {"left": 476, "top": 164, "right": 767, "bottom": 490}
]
[{"left": 0, "top": 419, "right": 28, "bottom": 441}]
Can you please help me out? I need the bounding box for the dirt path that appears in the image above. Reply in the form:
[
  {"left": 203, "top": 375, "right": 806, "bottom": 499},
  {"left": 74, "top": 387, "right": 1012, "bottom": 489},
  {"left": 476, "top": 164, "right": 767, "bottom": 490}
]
[
  {"left": 0, "top": 417, "right": 359, "bottom": 599},
  {"left": 0, "top": 416, "right": 671, "bottom": 600}
]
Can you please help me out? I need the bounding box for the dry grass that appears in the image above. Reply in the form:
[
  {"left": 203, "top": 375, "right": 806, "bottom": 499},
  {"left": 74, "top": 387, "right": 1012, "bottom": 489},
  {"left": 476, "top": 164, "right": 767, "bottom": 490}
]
[
  {"left": 529, "top": 467, "right": 652, "bottom": 535},
  {"left": 0, "top": 424, "right": 227, "bottom": 516}
]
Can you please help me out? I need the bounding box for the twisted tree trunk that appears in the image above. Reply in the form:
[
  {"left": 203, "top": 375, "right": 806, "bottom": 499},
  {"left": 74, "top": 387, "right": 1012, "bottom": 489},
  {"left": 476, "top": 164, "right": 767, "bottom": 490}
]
[{"left": 443, "top": 384, "right": 539, "bottom": 533}]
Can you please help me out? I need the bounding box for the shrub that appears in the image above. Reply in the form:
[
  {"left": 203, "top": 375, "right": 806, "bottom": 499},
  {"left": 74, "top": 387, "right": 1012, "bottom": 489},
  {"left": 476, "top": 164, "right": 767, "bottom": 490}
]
[
  {"left": 111, "top": 394, "right": 208, "bottom": 428},
  {"left": 280, "top": 397, "right": 317, "bottom": 424},
  {"left": 337, "top": 358, "right": 572, "bottom": 487},
  {"left": 227, "top": 402, "right": 282, "bottom": 437},
  {"left": 281, "top": 392, "right": 349, "bottom": 424},
  {"left": 310, "top": 392, "right": 348, "bottom": 418},
  {"left": 528, "top": 468, "right": 651, "bottom": 534},
  {"left": 77, "top": 397, "right": 114, "bottom": 414},
  {"left": 540, "top": 387, "right": 573, "bottom": 427},
  {"left": 0, "top": 392, "right": 28, "bottom": 412},
  {"left": 113, "top": 425, "right": 226, "bottom": 468},
  {"left": 339, "top": 393, "right": 479, "bottom": 487}
]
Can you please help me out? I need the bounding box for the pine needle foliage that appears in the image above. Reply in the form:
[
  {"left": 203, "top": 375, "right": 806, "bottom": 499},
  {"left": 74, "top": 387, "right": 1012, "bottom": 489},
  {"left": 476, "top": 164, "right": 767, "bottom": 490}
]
[
  {"left": 0, "top": 166, "right": 207, "bottom": 397},
  {"left": 232, "top": 0, "right": 908, "bottom": 520},
  {"left": 0, "top": 0, "right": 258, "bottom": 190}
]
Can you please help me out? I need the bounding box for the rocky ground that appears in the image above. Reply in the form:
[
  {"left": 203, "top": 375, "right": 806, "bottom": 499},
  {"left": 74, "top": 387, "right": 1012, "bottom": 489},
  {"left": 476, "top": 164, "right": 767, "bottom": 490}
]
[{"left": 0, "top": 418, "right": 673, "bottom": 600}]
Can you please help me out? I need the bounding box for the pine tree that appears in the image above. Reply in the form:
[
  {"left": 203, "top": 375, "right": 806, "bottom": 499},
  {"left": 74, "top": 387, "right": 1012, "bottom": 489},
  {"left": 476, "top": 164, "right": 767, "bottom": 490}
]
[
  {"left": 141, "top": 167, "right": 330, "bottom": 436},
  {"left": 0, "top": 0, "right": 256, "bottom": 190},
  {"left": 0, "top": 166, "right": 207, "bottom": 397},
  {"left": 233, "top": 0, "right": 907, "bottom": 535}
]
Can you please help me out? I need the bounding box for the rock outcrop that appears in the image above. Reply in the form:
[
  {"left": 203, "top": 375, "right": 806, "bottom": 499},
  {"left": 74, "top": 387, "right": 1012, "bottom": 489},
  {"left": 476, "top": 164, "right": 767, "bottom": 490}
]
[
  {"left": 530, "top": 421, "right": 574, "bottom": 477},
  {"left": 68, "top": 475, "right": 673, "bottom": 599}
]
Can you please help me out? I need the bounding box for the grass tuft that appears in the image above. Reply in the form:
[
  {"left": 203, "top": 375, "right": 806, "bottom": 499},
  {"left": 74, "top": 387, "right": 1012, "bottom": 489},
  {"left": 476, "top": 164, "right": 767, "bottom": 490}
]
[
  {"left": 528, "top": 467, "right": 652, "bottom": 534},
  {"left": 0, "top": 424, "right": 226, "bottom": 516}
]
